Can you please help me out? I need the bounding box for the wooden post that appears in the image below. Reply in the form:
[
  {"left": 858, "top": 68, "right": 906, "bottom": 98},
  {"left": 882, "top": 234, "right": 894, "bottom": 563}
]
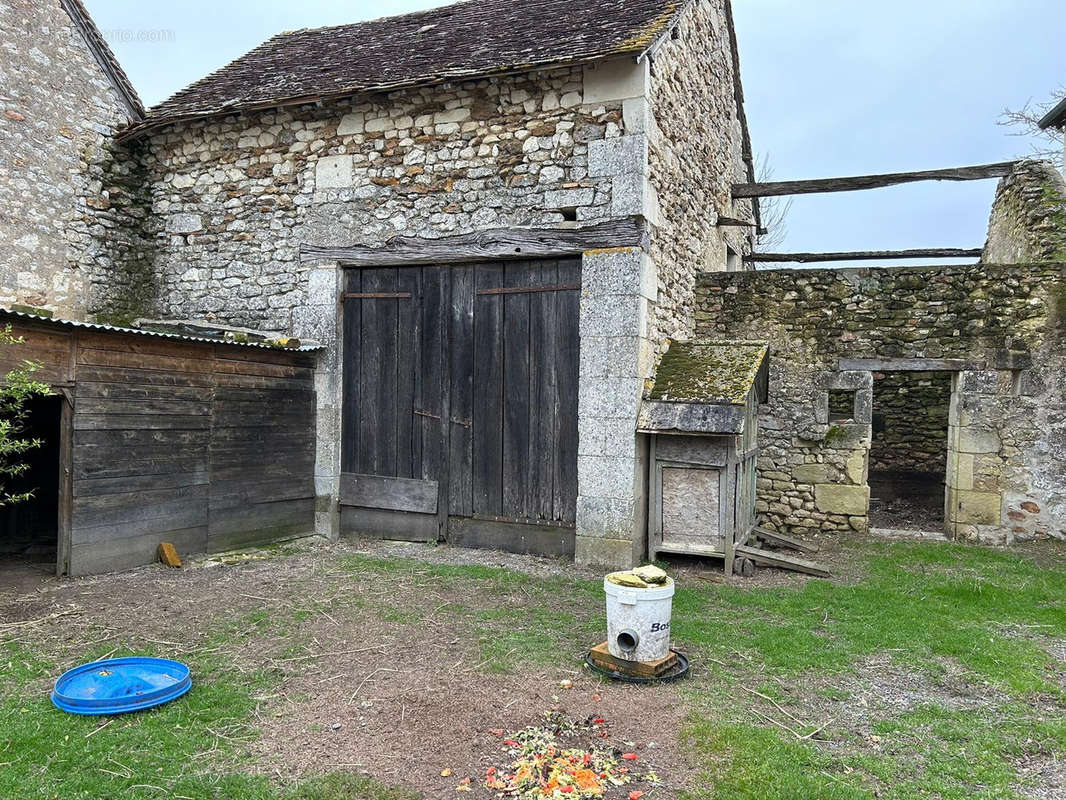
[{"left": 56, "top": 388, "right": 73, "bottom": 577}]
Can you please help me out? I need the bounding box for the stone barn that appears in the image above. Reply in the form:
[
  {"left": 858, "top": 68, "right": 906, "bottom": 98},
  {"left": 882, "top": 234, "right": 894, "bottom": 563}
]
[{"left": 2, "top": 0, "right": 759, "bottom": 573}]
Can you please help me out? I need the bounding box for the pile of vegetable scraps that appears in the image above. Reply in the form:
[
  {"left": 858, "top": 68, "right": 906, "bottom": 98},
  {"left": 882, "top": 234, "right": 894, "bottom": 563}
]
[{"left": 482, "top": 712, "right": 659, "bottom": 798}]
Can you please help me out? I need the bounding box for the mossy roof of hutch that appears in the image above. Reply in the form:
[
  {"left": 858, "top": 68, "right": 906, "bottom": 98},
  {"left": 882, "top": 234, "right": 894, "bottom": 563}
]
[{"left": 646, "top": 340, "right": 769, "bottom": 406}]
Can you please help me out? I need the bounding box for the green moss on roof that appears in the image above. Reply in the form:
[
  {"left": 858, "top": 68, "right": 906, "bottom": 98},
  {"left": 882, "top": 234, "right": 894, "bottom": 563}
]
[{"left": 647, "top": 340, "right": 768, "bottom": 405}]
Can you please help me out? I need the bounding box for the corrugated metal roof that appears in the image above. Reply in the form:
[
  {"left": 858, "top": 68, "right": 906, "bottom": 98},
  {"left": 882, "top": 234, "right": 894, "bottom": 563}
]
[{"left": 0, "top": 309, "right": 322, "bottom": 352}]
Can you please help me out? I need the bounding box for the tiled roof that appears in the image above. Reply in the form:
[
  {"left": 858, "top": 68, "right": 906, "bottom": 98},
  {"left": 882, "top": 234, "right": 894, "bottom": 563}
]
[
  {"left": 60, "top": 0, "right": 144, "bottom": 119},
  {"left": 121, "top": 0, "right": 687, "bottom": 138}
]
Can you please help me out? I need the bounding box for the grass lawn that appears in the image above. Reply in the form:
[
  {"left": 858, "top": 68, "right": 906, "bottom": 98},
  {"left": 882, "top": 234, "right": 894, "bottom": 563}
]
[{"left": 1, "top": 537, "right": 1064, "bottom": 799}]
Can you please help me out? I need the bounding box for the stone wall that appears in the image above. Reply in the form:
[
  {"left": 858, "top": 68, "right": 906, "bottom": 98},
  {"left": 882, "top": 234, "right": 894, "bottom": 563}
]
[
  {"left": 869, "top": 371, "right": 952, "bottom": 475},
  {"left": 141, "top": 65, "right": 625, "bottom": 333},
  {"left": 694, "top": 262, "right": 1066, "bottom": 544},
  {"left": 0, "top": 0, "right": 149, "bottom": 321},
  {"left": 984, "top": 160, "right": 1066, "bottom": 264},
  {"left": 646, "top": 0, "right": 755, "bottom": 344}
]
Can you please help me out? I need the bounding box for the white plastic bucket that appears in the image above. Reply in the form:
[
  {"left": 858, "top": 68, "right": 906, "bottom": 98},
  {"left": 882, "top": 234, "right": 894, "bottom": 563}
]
[{"left": 603, "top": 577, "right": 675, "bottom": 662}]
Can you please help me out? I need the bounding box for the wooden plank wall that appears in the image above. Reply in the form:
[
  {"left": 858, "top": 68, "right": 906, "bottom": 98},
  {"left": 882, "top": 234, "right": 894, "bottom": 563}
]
[
  {"left": 70, "top": 333, "right": 214, "bottom": 574},
  {"left": 1, "top": 324, "right": 323, "bottom": 576},
  {"left": 209, "top": 346, "right": 316, "bottom": 554},
  {"left": 0, "top": 325, "right": 74, "bottom": 386}
]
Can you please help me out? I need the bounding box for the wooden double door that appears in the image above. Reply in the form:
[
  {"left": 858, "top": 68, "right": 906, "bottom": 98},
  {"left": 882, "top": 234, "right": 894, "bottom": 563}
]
[{"left": 340, "top": 259, "right": 580, "bottom": 556}]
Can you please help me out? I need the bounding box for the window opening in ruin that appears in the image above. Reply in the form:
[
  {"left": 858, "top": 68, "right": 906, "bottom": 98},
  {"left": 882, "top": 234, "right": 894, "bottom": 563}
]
[
  {"left": 558, "top": 206, "right": 578, "bottom": 223},
  {"left": 867, "top": 371, "right": 951, "bottom": 533},
  {"left": 0, "top": 395, "right": 62, "bottom": 581},
  {"left": 828, "top": 389, "right": 856, "bottom": 423},
  {"left": 726, "top": 246, "right": 742, "bottom": 272}
]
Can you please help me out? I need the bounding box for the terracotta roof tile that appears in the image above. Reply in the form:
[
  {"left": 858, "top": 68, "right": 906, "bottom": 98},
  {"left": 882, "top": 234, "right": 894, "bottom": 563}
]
[{"left": 125, "top": 0, "right": 685, "bottom": 137}]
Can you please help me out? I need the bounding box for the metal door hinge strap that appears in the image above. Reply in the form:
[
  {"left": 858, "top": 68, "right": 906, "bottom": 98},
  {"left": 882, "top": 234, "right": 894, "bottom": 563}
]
[{"left": 341, "top": 292, "right": 413, "bottom": 300}]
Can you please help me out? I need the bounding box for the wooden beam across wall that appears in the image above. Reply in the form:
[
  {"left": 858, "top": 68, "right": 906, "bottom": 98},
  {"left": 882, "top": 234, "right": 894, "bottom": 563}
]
[
  {"left": 745, "top": 248, "right": 984, "bottom": 264},
  {"left": 300, "top": 217, "right": 649, "bottom": 266},
  {"left": 732, "top": 161, "right": 1018, "bottom": 198},
  {"left": 715, "top": 216, "right": 757, "bottom": 228}
]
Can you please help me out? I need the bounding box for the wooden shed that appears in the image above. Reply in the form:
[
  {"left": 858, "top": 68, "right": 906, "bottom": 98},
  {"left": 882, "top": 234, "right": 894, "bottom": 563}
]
[
  {"left": 639, "top": 341, "right": 769, "bottom": 574},
  {"left": 0, "top": 310, "right": 319, "bottom": 576}
]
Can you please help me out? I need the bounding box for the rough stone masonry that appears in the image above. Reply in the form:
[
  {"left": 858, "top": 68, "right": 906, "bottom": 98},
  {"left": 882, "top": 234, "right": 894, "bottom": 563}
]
[
  {"left": 693, "top": 161, "right": 1066, "bottom": 544},
  {"left": 0, "top": 0, "right": 150, "bottom": 322}
]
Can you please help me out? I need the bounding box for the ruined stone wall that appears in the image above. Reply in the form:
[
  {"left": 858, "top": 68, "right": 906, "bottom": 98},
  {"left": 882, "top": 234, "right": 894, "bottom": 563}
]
[
  {"left": 646, "top": 0, "right": 755, "bottom": 344},
  {"left": 984, "top": 160, "right": 1066, "bottom": 264},
  {"left": 0, "top": 0, "right": 150, "bottom": 321},
  {"left": 869, "top": 372, "right": 952, "bottom": 475},
  {"left": 694, "top": 263, "right": 1066, "bottom": 544},
  {"left": 141, "top": 66, "right": 626, "bottom": 333}
]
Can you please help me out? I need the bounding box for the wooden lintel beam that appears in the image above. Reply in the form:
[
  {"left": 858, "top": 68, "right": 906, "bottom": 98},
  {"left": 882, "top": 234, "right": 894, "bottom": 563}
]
[
  {"left": 732, "top": 161, "right": 1018, "bottom": 198},
  {"left": 301, "top": 218, "right": 649, "bottom": 267},
  {"left": 715, "top": 216, "right": 757, "bottom": 228},
  {"left": 745, "top": 248, "right": 983, "bottom": 264}
]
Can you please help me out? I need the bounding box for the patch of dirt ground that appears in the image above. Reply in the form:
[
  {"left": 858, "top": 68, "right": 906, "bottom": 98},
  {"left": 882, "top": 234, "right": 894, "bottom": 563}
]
[{"left": 1, "top": 539, "right": 697, "bottom": 796}]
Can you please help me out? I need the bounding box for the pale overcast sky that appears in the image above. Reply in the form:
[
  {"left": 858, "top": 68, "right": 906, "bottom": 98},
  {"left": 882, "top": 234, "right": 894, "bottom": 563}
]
[{"left": 86, "top": 0, "right": 1066, "bottom": 259}]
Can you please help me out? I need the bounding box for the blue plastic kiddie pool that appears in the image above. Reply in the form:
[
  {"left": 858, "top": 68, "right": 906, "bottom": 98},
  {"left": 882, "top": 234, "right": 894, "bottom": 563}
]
[{"left": 51, "top": 657, "right": 192, "bottom": 715}]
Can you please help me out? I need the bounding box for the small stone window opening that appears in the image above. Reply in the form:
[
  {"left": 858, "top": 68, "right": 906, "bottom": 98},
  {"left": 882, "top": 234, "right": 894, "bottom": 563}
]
[
  {"left": 726, "top": 246, "right": 742, "bottom": 272},
  {"left": 828, "top": 389, "right": 856, "bottom": 423},
  {"left": 1011, "top": 370, "right": 1024, "bottom": 397},
  {"left": 671, "top": 26, "right": 682, "bottom": 41},
  {"left": 558, "top": 206, "right": 578, "bottom": 223}
]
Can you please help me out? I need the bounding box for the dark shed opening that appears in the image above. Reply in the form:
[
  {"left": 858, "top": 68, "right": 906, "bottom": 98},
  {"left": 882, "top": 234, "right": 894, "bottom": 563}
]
[{"left": 0, "top": 394, "right": 62, "bottom": 576}]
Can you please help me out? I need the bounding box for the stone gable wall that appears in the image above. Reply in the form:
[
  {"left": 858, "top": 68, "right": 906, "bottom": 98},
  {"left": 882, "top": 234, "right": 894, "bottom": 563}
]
[
  {"left": 984, "top": 160, "right": 1066, "bottom": 265},
  {"left": 646, "top": 0, "right": 755, "bottom": 345},
  {"left": 142, "top": 66, "right": 627, "bottom": 333},
  {"left": 694, "top": 263, "right": 1066, "bottom": 544},
  {"left": 0, "top": 0, "right": 149, "bottom": 321}
]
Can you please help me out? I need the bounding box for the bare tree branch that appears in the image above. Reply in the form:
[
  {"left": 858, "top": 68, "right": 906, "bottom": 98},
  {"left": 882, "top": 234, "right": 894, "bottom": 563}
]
[
  {"left": 755, "top": 153, "right": 792, "bottom": 251},
  {"left": 998, "top": 87, "right": 1065, "bottom": 159}
]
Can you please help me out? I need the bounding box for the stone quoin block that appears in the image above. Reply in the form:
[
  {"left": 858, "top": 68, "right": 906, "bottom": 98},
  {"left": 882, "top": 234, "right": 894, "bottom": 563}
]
[
  {"left": 579, "top": 293, "right": 648, "bottom": 339},
  {"left": 587, "top": 135, "right": 649, "bottom": 177},
  {"left": 792, "top": 463, "right": 829, "bottom": 484},
  {"left": 578, "top": 455, "right": 638, "bottom": 500},
  {"left": 955, "top": 426, "right": 1002, "bottom": 455},
  {"left": 948, "top": 489, "right": 1003, "bottom": 526},
  {"left": 621, "top": 96, "right": 661, "bottom": 141},
  {"left": 946, "top": 452, "right": 975, "bottom": 490},
  {"left": 581, "top": 248, "right": 655, "bottom": 298},
  {"left": 544, "top": 187, "right": 596, "bottom": 210},
  {"left": 815, "top": 484, "right": 870, "bottom": 516},
  {"left": 610, "top": 170, "right": 661, "bottom": 224},
  {"left": 575, "top": 535, "right": 642, "bottom": 571},
  {"left": 845, "top": 449, "right": 867, "bottom": 485},
  {"left": 577, "top": 496, "right": 638, "bottom": 539}
]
